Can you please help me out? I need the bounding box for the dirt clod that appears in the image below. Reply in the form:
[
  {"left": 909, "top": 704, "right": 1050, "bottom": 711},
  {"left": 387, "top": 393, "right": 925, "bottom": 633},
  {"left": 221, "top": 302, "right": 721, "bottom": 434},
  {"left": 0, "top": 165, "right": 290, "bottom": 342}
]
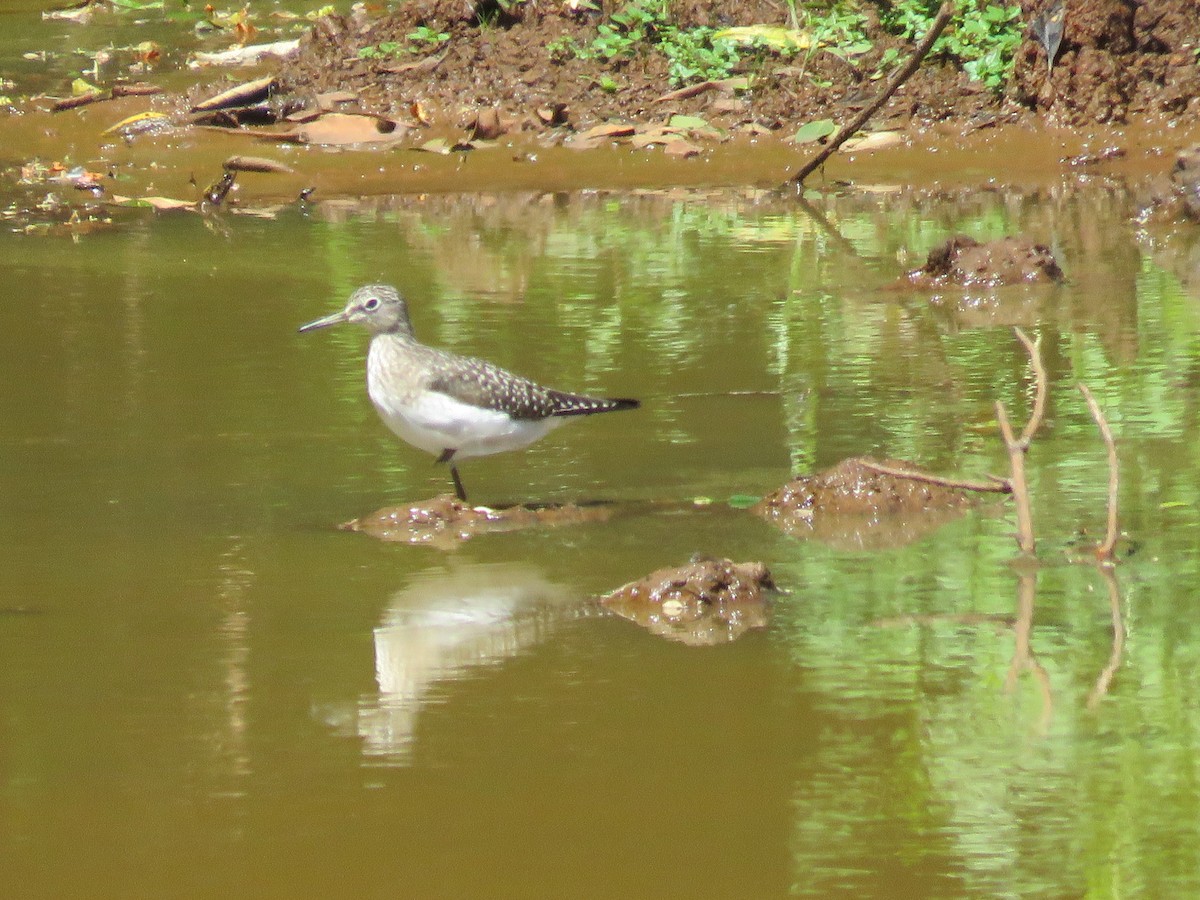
[
  {"left": 600, "top": 556, "right": 774, "bottom": 646},
  {"left": 342, "top": 494, "right": 615, "bottom": 547},
  {"left": 901, "top": 235, "right": 1065, "bottom": 289},
  {"left": 755, "top": 457, "right": 974, "bottom": 550}
]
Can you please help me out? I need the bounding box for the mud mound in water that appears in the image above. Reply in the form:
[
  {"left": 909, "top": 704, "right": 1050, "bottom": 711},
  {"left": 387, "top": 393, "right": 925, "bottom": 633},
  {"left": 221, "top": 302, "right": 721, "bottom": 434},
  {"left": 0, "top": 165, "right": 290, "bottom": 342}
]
[
  {"left": 901, "top": 235, "right": 1065, "bottom": 289},
  {"left": 755, "top": 456, "right": 976, "bottom": 550},
  {"left": 342, "top": 494, "right": 615, "bottom": 547},
  {"left": 600, "top": 556, "right": 773, "bottom": 646}
]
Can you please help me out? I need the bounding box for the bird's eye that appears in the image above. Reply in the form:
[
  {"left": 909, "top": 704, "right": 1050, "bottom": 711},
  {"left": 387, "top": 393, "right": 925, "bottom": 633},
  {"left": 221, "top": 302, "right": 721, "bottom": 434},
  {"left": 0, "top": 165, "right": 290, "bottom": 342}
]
[{"left": 364, "top": 297, "right": 380, "bottom": 311}]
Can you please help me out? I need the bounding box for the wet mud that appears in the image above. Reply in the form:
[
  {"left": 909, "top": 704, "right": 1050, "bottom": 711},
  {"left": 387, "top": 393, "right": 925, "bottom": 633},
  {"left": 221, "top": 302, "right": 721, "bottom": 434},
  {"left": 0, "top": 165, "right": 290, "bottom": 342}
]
[
  {"left": 341, "top": 494, "right": 617, "bottom": 548},
  {"left": 599, "top": 556, "right": 774, "bottom": 646},
  {"left": 900, "top": 235, "right": 1065, "bottom": 289},
  {"left": 755, "top": 457, "right": 976, "bottom": 551}
]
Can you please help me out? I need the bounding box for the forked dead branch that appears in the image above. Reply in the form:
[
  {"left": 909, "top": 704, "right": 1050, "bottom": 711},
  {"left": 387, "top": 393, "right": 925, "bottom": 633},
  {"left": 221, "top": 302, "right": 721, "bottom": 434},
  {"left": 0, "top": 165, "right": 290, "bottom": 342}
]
[{"left": 863, "top": 326, "right": 1121, "bottom": 561}]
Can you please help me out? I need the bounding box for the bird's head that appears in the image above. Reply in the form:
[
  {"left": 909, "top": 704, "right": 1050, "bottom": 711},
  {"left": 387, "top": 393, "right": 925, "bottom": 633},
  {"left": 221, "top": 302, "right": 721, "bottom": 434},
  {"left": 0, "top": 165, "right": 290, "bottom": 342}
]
[{"left": 298, "top": 284, "right": 414, "bottom": 337}]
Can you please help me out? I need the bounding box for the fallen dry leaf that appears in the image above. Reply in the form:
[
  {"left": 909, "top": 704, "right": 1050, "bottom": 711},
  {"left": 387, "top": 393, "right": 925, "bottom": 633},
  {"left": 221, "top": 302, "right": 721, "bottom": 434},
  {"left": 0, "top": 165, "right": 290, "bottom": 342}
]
[
  {"left": 190, "top": 76, "right": 275, "bottom": 113},
  {"left": 470, "top": 107, "right": 506, "bottom": 141},
  {"left": 222, "top": 155, "right": 294, "bottom": 174},
  {"left": 258, "top": 113, "right": 406, "bottom": 146}
]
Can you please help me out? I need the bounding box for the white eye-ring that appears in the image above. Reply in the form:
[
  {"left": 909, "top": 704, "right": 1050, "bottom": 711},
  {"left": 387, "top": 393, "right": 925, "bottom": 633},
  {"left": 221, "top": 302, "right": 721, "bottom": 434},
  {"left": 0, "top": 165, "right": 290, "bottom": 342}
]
[{"left": 364, "top": 296, "right": 380, "bottom": 311}]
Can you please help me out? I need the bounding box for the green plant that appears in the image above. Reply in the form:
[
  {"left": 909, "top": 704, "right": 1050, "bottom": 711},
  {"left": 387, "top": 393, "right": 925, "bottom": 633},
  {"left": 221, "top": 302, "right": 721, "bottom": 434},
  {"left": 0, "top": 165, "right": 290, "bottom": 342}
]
[
  {"left": 406, "top": 25, "right": 450, "bottom": 48},
  {"left": 882, "top": 0, "right": 1022, "bottom": 90},
  {"left": 357, "top": 41, "right": 402, "bottom": 59},
  {"left": 561, "top": 0, "right": 743, "bottom": 86}
]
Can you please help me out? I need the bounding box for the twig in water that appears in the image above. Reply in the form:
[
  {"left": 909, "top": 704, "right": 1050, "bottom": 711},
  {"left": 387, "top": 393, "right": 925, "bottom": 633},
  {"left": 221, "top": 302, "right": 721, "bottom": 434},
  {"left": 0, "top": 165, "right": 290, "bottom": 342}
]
[
  {"left": 995, "top": 327, "right": 1046, "bottom": 554},
  {"left": 858, "top": 460, "right": 1011, "bottom": 493},
  {"left": 790, "top": 1, "right": 957, "bottom": 186},
  {"left": 1077, "top": 383, "right": 1120, "bottom": 562}
]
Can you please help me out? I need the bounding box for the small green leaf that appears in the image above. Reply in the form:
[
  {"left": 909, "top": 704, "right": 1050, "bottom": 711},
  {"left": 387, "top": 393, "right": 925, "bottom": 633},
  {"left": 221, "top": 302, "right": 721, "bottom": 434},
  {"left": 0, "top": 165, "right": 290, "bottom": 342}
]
[
  {"left": 727, "top": 494, "right": 761, "bottom": 509},
  {"left": 791, "top": 118, "right": 836, "bottom": 144},
  {"left": 668, "top": 114, "right": 709, "bottom": 130}
]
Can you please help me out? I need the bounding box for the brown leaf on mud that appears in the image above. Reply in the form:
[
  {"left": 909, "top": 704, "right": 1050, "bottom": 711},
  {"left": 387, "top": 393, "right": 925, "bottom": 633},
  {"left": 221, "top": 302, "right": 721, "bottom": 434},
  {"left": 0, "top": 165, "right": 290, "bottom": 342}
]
[
  {"left": 568, "top": 122, "right": 636, "bottom": 149},
  {"left": 653, "top": 81, "right": 720, "bottom": 103},
  {"left": 470, "top": 107, "right": 507, "bottom": 140},
  {"left": 663, "top": 138, "right": 702, "bottom": 158},
  {"left": 258, "top": 112, "right": 406, "bottom": 146},
  {"left": 577, "top": 122, "right": 636, "bottom": 140},
  {"left": 378, "top": 50, "right": 447, "bottom": 76},
  {"left": 190, "top": 76, "right": 275, "bottom": 113},
  {"left": 316, "top": 90, "right": 359, "bottom": 111},
  {"left": 222, "top": 155, "right": 295, "bottom": 174},
  {"left": 534, "top": 103, "right": 568, "bottom": 127},
  {"left": 600, "top": 557, "right": 774, "bottom": 646},
  {"left": 410, "top": 100, "right": 431, "bottom": 125}
]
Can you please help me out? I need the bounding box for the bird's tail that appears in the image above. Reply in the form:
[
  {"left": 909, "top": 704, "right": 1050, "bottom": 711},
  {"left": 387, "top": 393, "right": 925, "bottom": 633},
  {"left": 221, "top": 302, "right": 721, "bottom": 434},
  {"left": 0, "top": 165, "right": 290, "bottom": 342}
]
[{"left": 549, "top": 393, "right": 640, "bottom": 417}]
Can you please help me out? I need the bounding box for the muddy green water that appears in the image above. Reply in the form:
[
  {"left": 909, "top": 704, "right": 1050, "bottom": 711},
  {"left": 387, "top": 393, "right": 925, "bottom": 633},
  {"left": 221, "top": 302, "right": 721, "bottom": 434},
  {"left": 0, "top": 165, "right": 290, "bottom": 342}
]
[{"left": 3, "top": 184, "right": 1200, "bottom": 899}]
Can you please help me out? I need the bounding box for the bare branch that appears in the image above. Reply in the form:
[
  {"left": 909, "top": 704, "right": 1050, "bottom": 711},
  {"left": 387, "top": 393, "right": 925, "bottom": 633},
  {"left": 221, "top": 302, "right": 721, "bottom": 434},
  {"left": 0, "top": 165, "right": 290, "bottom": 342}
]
[
  {"left": 859, "top": 460, "right": 1011, "bottom": 493},
  {"left": 790, "top": 2, "right": 957, "bottom": 186},
  {"left": 1078, "top": 383, "right": 1120, "bottom": 562},
  {"left": 996, "top": 399, "right": 1035, "bottom": 553}
]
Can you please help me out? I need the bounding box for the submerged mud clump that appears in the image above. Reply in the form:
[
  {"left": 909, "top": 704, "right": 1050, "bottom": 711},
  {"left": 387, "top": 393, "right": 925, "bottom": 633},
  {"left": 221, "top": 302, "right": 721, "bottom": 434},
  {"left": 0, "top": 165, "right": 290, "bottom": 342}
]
[
  {"left": 901, "top": 235, "right": 1065, "bottom": 289},
  {"left": 600, "top": 557, "right": 774, "bottom": 646},
  {"left": 1141, "top": 144, "right": 1200, "bottom": 223},
  {"left": 341, "top": 495, "right": 614, "bottom": 547},
  {"left": 755, "top": 456, "right": 975, "bottom": 550}
]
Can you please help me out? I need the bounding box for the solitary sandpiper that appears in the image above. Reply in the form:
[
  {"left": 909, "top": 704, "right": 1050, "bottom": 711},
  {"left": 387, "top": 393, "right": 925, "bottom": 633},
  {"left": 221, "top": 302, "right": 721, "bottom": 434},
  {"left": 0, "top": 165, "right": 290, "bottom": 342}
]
[{"left": 299, "top": 284, "right": 639, "bottom": 502}]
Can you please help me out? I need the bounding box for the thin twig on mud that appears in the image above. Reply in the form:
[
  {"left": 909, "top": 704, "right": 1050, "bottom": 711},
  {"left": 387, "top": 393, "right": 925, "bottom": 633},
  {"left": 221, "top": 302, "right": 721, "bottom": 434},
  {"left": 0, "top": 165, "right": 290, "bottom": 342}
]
[
  {"left": 790, "top": 1, "right": 957, "bottom": 186},
  {"left": 858, "top": 460, "right": 1011, "bottom": 493},
  {"left": 996, "top": 326, "right": 1045, "bottom": 554},
  {"left": 1078, "top": 383, "right": 1120, "bottom": 562}
]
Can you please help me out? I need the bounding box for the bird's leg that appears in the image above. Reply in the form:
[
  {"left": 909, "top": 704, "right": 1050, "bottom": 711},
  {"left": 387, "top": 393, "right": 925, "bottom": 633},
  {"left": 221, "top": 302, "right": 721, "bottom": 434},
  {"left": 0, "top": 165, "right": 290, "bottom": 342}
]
[
  {"left": 436, "top": 448, "right": 468, "bottom": 502},
  {"left": 449, "top": 464, "right": 468, "bottom": 503}
]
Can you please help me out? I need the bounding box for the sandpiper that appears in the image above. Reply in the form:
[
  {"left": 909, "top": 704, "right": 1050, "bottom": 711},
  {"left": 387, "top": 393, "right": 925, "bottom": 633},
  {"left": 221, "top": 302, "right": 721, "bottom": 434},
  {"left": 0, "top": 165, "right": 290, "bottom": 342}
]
[{"left": 299, "top": 284, "right": 639, "bottom": 502}]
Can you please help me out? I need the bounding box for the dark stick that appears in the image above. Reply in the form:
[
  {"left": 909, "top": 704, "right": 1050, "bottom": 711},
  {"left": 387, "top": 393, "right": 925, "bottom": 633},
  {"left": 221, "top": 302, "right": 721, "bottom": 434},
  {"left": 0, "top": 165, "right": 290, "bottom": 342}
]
[{"left": 790, "top": 1, "right": 957, "bottom": 186}]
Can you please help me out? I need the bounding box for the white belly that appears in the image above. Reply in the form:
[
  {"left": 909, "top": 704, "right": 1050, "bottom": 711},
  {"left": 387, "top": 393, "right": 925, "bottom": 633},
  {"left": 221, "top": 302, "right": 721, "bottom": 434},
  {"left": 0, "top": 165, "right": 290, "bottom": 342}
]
[{"left": 368, "top": 376, "right": 562, "bottom": 459}]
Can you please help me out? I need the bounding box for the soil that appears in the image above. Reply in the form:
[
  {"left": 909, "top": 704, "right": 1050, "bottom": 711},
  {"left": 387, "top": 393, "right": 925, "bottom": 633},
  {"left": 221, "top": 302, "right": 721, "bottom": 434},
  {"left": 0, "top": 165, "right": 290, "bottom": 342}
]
[
  {"left": 342, "top": 494, "right": 617, "bottom": 547},
  {"left": 274, "top": 0, "right": 1200, "bottom": 140},
  {"left": 900, "top": 235, "right": 1066, "bottom": 288},
  {"left": 754, "top": 456, "right": 976, "bottom": 550},
  {"left": 599, "top": 556, "right": 774, "bottom": 646}
]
